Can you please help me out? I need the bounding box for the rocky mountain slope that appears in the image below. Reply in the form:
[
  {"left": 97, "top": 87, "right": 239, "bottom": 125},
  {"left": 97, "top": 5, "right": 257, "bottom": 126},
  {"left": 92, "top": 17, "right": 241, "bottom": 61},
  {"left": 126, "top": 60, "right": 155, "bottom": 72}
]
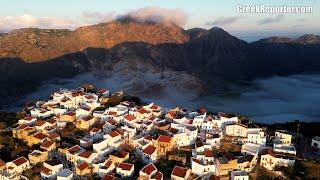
[
  {"left": 0, "top": 20, "right": 320, "bottom": 107},
  {"left": 0, "top": 21, "right": 188, "bottom": 62}
]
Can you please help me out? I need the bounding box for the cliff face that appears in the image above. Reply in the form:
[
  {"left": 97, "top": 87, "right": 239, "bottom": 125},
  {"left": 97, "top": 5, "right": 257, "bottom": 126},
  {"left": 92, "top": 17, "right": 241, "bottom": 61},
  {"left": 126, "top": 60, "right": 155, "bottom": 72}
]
[{"left": 0, "top": 20, "right": 320, "bottom": 107}]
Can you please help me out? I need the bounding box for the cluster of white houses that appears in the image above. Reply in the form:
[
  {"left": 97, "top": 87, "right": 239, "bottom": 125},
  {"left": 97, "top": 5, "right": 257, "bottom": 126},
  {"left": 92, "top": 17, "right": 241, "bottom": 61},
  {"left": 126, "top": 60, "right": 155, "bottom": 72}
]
[{"left": 0, "top": 87, "right": 315, "bottom": 180}]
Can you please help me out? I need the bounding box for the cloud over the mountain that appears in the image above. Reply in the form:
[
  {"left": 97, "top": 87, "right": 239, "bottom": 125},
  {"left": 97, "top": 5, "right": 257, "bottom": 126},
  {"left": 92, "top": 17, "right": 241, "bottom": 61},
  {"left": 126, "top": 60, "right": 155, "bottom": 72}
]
[
  {"left": 257, "top": 14, "right": 285, "bottom": 25},
  {"left": 0, "top": 14, "right": 81, "bottom": 32},
  {"left": 117, "top": 7, "right": 188, "bottom": 25},
  {"left": 206, "top": 16, "right": 243, "bottom": 26},
  {"left": 0, "top": 7, "right": 188, "bottom": 32},
  {"left": 82, "top": 11, "right": 115, "bottom": 24}
]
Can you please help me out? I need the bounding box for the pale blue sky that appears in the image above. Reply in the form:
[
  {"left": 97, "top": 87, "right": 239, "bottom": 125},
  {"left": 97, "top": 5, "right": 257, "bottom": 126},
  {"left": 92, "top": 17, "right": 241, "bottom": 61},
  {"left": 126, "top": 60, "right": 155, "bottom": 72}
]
[{"left": 1, "top": 0, "right": 319, "bottom": 41}]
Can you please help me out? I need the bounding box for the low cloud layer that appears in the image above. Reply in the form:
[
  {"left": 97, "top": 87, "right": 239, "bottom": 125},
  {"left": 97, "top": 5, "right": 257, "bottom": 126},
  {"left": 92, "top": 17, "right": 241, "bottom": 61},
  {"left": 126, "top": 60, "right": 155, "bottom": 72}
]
[
  {"left": 4, "top": 73, "right": 320, "bottom": 124},
  {"left": 117, "top": 7, "right": 188, "bottom": 25},
  {"left": 257, "top": 14, "right": 285, "bottom": 25},
  {"left": 206, "top": 16, "right": 243, "bottom": 26},
  {"left": 193, "top": 74, "right": 320, "bottom": 123}
]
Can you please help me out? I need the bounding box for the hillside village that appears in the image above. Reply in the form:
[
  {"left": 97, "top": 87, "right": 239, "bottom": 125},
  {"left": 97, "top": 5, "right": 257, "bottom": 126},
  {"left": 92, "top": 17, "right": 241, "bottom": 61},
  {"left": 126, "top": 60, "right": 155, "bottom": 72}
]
[{"left": 0, "top": 86, "right": 319, "bottom": 180}]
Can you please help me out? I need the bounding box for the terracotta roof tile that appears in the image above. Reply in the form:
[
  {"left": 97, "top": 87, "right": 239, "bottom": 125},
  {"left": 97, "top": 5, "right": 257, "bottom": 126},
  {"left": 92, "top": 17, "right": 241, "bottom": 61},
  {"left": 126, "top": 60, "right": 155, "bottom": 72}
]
[
  {"left": 124, "top": 114, "right": 136, "bottom": 121},
  {"left": 117, "top": 163, "right": 133, "bottom": 171},
  {"left": 41, "top": 140, "right": 54, "bottom": 148},
  {"left": 68, "top": 145, "right": 81, "bottom": 154},
  {"left": 66, "top": 111, "right": 76, "bottom": 116},
  {"left": 143, "top": 145, "right": 156, "bottom": 156},
  {"left": 151, "top": 105, "right": 159, "bottom": 109},
  {"left": 0, "top": 159, "right": 5, "bottom": 167},
  {"left": 49, "top": 133, "right": 60, "bottom": 140},
  {"left": 18, "top": 124, "right": 28, "bottom": 129},
  {"left": 78, "top": 151, "right": 93, "bottom": 158},
  {"left": 138, "top": 108, "right": 150, "bottom": 114},
  {"left": 108, "top": 119, "right": 118, "bottom": 125},
  {"left": 105, "top": 160, "right": 113, "bottom": 168},
  {"left": 35, "top": 120, "right": 46, "bottom": 126},
  {"left": 157, "top": 135, "right": 171, "bottom": 143},
  {"left": 23, "top": 116, "right": 33, "bottom": 121},
  {"left": 41, "top": 166, "right": 51, "bottom": 175},
  {"left": 109, "top": 131, "right": 120, "bottom": 138},
  {"left": 108, "top": 111, "right": 117, "bottom": 115},
  {"left": 172, "top": 166, "right": 188, "bottom": 178},
  {"left": 99, "top": 89, "right": 108, "bottom": 94},
  {"left": 152, "top": 171, "right": 163, "bottom": 180},
  {"left": 12, "top": 157, "right": 28, "bottom": 166},
  {"left": 47, "top": 119, "right": 56, "bottom": 124},
  {"left": 90, "top": 127, "right": 101, "bottom": 133},
  {"left": 34, "top": 132, "right": 48, "bottom": 140},
  {"left": 77, "top": 161, "right": 89, "bottom": 171},
  {"left": 102, "top": 174, "right": 115, "bottom": 180},
  {"left": 141, "top": 163, "right": 157, "bottom": 175},
  {"left": 144, "top": 135, "right": 153, "bottom": 141},
  {"left": 204, "top": 149, "right": 214, "bottom": 157}
]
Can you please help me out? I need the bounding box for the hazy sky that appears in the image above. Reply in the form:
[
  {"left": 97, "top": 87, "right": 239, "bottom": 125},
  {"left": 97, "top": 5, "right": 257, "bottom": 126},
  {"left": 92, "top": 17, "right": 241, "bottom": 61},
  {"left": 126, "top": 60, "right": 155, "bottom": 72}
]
[{"left": 1, "top": 0, "right": 319, "bottom": 41}]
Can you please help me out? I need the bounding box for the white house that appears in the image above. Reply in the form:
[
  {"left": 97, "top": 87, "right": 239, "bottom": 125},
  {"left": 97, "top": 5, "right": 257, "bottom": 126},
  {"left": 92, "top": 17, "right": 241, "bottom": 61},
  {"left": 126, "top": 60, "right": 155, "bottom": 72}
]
[
  {"left": 97, "top": 160, "right": 116, "bottom": 177},
  {"left": 98, "top": 89, "right": 110, "bottom": 97},
  {"left": 171, "top": 166, "right": 191, "bottom": 180},
  {"left": 139, "top": 163, "right": 163, "bottom": 180},
  {"left": 30, "top": 108, "right": 54, "bottom": 119},
  {"left": 191, "top": 157, "right": 215, "bottom": 176},
  {"left": 76, "top": 151, "right": 98, "bottom": 164},
  {"left": 274, "top": 130, "right": 292, "bottom": 145},
  {"left": 142, "top": 145, "right": 158, "bottom": 163},
  {"left": 116, "top": 163, "right": 134, "bottom": 177},
  {"left": 6, "top": 156, "right": 30, "bottom": 174},
  {"left": 18, "top": 116, "right": 36, "bottom": 125},
  {"left": 225, "top": 123, "right": 247, "bottom": 137},
  {"left": 273, "top": 144, "right": 296, "bottom": 156},
  {"left": 144, "top": 103, "right": 162, "bottom": 117},
  {"left": 219, "top": 112, "right": 239, "bottom": 124},
  {"left": 311, "top": 136, "right": 320, "bottom": 149},
  {"left": 76, "top": 105, "right": 92, "bottom": 119},
  {"left": 247, "top": 128, "right": 266, "bottom": 146},
  {"left": 51, "top": 107, "right": 67, "bottom": 116},
  {"left": 260, "top": 149, "right": 295, "bottom": 171},
  {"left": 170, "top": 124, "right": 198, "bottom": 147},
  {"left": 122, "top": 114, "right": 138, "bottom": 126},
  {"left": 193, "top": 113, "right": 206, "bottom": 128},
  {"left": 65, "top": 145, "right": 85, "bottom": 164},
  {"left": 122, "top": 125, "right": 137, "bottom": 140},
  {"left": 93, "top": 131, "right": 124, "bottom": 154},
  {"left": 57, "top": 169, "right": 73, "bottom": 180},
  {"left": 40, "top": 160, "right": 63, "bottom": 179},
  {"left": 201, "top": 117, "right": 220, "bottom": 133},
  {"left": 205, "top": 133, "right": 222, "bottom": 149},
  {"left": 35, "top": 120, "right": 53, "bottom": 131},
  {"left": 132, "top": 135, "right": 153, "bottom": 151},
  {"left": 241, "top": 143, "right": 260, "bottom": 156},
  {"left": 90, "top": 127, "right": 103, "bottom": 140},
  {"left": 231, "top": 171, "right": 249, "bottom": 180}
]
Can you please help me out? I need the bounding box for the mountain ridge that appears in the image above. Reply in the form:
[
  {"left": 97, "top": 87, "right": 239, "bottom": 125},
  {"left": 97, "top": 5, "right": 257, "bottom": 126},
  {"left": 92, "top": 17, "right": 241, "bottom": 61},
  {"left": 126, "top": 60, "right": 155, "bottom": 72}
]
[
  {"left": 0, "top": 20, "right": 320, "bottom": 108},
  {"left": 1, "top": 20, "right": 319, "bottom": 62}
]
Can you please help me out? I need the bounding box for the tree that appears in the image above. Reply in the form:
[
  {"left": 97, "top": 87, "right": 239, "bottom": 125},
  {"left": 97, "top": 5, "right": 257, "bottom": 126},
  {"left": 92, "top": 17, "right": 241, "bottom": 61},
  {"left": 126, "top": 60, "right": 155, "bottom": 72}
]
[
  {"left": 16, "top": 112, "right": 25, "bottom": 120},
  {"left": 0, "top": 122, "right": 7, "bottom": 129}
]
